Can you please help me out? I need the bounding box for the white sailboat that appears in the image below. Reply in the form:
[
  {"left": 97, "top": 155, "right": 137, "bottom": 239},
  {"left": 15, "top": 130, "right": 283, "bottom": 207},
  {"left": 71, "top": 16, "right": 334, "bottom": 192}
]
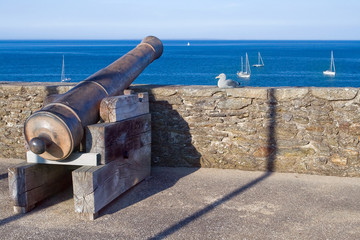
[
  {"left": 61, "top": 55, "right": 71, "bottom": 82},
  {"left": 323, "top": 51, "right": 335, "bottom": 76},
  {"left": 237, "top": 53, "right": 251, "bottom": 78},
  {"left": 253, "top": 52, "right": 264, "bottom": 67}
]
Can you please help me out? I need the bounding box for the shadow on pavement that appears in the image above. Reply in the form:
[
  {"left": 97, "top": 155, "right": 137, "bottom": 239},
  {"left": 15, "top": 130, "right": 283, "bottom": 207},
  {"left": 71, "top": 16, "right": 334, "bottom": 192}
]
[{"left": 149, "top": 88, "right": 278, "bottom": 240}]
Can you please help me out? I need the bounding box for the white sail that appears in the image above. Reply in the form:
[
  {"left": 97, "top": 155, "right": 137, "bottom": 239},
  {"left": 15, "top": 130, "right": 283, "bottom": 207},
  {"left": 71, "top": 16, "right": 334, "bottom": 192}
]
[
  {"left": 237, "top": 53, "right": 251, "bottom": 78},
  {"left": 323, "top": 51, "right": 335, "bottom": 76},
  {"left": 253, "top": 52, "right": 264, "bottom": 67},
  {"left": 61, "top": 55, "right": 71, "bottom": 82}
]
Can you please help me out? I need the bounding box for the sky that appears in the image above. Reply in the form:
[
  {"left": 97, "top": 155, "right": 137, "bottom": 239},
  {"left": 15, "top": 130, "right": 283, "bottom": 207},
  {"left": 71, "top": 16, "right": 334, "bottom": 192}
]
[{"left": 0, "top": 0, "right": 359, "bottom": 40}]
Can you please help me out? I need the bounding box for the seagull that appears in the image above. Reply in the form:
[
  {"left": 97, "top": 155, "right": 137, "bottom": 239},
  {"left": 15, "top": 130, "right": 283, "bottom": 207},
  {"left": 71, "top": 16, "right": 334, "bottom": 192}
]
[{"left": 215, "top": 73, "right": 241, "bottom": 88}]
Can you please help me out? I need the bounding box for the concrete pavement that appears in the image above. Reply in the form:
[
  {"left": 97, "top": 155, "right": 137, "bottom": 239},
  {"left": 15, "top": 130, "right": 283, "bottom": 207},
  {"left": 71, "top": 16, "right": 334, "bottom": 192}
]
[{"left": 1, "top": 158, "right": 360, "bottom": 239}]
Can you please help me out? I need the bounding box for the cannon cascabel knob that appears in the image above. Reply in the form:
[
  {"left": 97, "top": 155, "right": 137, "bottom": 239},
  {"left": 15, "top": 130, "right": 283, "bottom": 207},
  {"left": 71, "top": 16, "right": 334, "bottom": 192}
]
[{"left": 29, "top": 137, "right": 46, "bottom": 154}]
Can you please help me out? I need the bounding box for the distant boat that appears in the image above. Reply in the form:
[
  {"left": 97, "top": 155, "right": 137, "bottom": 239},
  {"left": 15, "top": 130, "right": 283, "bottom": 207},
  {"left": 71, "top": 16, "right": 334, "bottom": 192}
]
[
  {"left": 237, "top": 53, "right": 251, "bottom": 78},
  {"left": 323, "top": 51, "right": 335, "bottom": 76},
  {"left": 61, "top": 55, "right": 71, "bottom": 82},
  {"left": 253, "top": 52, "right": 264, "bottom": 67},
  {"left": 187, "top": 42, "right": 190, "bottom": 46}
]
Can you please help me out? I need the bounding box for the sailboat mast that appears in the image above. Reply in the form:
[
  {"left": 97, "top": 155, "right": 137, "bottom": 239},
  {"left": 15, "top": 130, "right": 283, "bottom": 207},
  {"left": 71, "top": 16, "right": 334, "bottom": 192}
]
[
  {"left": 61, "top": 55, "right": 65, "bottom": 81},
  {"left": 330, "top": 51, "right": 333, "bottom": 71},
  {"left": 241, "top": 56, "right": 243, "bottom": 72},
  {"left": 245, "top": 53, "right": 248, "bottom": 74},
  {"left": 258, "top": 52, "right": 260, "bottom": 65},
  {"left": 245, "top": 53, "right": 251, "bottom": 74}
]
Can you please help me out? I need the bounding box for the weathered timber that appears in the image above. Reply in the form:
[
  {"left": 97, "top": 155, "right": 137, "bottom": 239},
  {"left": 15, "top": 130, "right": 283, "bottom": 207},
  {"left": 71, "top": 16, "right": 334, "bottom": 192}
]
[
  {"left": 85, "top": 113, "right": 151, "bottom": 164},
  {"left": 8, "top": 162, "right": 76, "bottom": 213},
  {"left": 72, "top": 144, "right": 151, "bottom": 220},
  {"left": 100, "top": 92, "right": 149, "bottom": 122},
  {"left": 123, "top": 89, "right": 135, "bottom": 95},
  {"left": 26, "top": 151, "right": 100, "bottom": 166}
]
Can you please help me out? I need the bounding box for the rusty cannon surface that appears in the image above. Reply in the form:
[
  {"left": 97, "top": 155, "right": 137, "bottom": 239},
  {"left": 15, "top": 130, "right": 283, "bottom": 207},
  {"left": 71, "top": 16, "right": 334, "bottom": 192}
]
[{"left": 24, "top": 36, "right": 163, "bottom": 161}]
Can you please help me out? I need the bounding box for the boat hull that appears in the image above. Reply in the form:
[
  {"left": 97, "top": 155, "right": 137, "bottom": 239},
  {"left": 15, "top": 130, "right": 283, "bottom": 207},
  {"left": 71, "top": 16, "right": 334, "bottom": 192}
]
[
  {"left": 323, "top": 70, "right": 335, "bottom": 76},
  {"left": 61, "top": 78, "right": 71, "bottom": 82},
  {"left": 237, "top": 72, "right": 250, "bottom": 78}
]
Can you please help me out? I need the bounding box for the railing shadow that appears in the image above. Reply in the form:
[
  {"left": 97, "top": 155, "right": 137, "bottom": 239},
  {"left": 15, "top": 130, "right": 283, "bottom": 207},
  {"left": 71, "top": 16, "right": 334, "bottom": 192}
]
[
  {"left": 0, "top": 214, "right": 24, "bottom": 227},
  {"left": 149, "top": 88, "right": 278, "bottom": 240},
  {"left": 267, "top": 88, "right": 277, "bottom": 172}
]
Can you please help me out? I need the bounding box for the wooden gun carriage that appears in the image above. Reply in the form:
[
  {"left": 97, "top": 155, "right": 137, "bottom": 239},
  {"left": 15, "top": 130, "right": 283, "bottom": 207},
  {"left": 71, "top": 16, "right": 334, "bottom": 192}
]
[{"left": 8, "top": 36, "right": 163, "bottom": 220}]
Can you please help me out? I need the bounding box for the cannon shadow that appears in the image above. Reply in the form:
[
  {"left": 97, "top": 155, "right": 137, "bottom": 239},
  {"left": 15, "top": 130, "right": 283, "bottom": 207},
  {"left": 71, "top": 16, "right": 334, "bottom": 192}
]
[
  {"left": 1, "top": 84, "right": 201, "bottom": 224},
  {"left": 99, "top": 87, "right": 201, "bottom": 217},
  {"left": 99, "top": 87, "right": 278, "bottom": 229}
]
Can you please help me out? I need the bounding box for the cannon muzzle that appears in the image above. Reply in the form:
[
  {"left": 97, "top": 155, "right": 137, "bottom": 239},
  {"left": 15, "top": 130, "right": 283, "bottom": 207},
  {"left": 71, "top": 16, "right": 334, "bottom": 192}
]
[{"left": 24, "top": 36, "right": 163, "bottom": 161}]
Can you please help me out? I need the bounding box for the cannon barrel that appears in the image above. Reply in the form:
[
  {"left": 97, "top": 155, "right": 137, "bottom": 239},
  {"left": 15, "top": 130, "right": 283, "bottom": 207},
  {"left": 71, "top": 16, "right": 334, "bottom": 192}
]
[{"left": 24, "top": 36, "right": 163, "bottom": 161}]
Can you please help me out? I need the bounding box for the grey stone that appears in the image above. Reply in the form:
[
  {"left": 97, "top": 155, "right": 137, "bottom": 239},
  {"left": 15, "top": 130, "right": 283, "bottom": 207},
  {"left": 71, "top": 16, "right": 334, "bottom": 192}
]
[
  {"left": 273, "top": 88, "right": 309, "bottom": 101},
  {"left": 311, "top": 87, "right": 358, "bottom": 101},
  {"left": 226, "top": 87, "right": 268, "bottom": 100},
  {"left": 149, "top": 87, "right": 178, "bottom": 96},
  {"left": 216, "top": 98, "right": 252, "bottom": 110}
]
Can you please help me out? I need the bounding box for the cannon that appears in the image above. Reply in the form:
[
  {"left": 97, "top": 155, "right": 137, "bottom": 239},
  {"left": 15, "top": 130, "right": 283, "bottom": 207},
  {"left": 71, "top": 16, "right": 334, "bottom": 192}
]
[{"left": 24, "top": 36, "right": 163, "bottom": 161}]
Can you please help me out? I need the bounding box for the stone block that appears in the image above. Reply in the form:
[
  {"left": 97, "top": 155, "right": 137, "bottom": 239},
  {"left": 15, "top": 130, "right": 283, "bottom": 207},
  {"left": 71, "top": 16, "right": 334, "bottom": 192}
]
[
  {"left": 253, "top": 146, "right": 276, "bottom": 158},
  {"left": 349, "top": 123, "right": 360, "bottom": 135},
  {"left": 273, "top": 88, "right": 309, "bottom": 101},
  {"left": 277, "top": 147, "right": 316, "bottom": 158},
  {"left": 311, "top": 88, "right": 358, "bottom": 101},
  {"left": 216, "top": 98, "right": 252, "bottom": 110},
  {"left": 150, "top": 87, "right": 178, "bottom": 96},
  {"left": 179, "top": 86, "right": 222, "bottom": 97},
  {"left": 226, "top": 88, "right": 268, "bottom": 100},
  {"left": 330, "top": 154, "right": 348, "bottom": 166}
]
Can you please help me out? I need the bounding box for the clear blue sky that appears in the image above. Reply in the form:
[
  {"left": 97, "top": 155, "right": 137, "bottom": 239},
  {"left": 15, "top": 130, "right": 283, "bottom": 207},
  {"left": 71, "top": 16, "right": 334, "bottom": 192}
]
[{"left": 0, "top": 0, "right": 359, "bottom": 40}]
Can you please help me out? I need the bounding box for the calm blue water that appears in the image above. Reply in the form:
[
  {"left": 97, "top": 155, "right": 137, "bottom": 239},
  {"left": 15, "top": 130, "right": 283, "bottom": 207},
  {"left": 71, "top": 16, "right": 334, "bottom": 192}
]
[{"left": 1, "top": 40, "right": 360, "bottom": 87}]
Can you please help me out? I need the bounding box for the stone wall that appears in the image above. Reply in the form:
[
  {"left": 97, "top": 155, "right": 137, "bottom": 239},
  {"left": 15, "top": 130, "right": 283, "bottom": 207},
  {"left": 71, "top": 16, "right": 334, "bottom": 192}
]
[
  {"left": 0, "top": 82, "right": 74, "bottom": 159},
  {"left": 1, "top": 82, "right": 360, "bottom": 176}
]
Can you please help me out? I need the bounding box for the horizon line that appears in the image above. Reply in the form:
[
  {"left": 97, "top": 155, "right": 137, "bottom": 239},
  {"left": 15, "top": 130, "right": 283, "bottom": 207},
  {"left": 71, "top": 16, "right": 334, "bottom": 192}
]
[{"left": 0, "top": 38, "right": 360, "bottom": 41}]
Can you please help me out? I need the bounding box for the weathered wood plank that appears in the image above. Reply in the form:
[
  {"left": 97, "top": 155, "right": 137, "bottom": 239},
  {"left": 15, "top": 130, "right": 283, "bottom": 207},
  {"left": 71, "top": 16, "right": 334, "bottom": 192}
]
[
  {"left": 72, "top": 144, "right": 151, "bottom": 220},
  {"left": 85, "top": 114, "right": 151, "bottom": 164},
  {"left": 100, "top": 92, "right": 149, "bottom": 122},
  {"left": 8, "top": 163, "right": 75, "bottom": 213},
  {"left": 26, "top": 151, "right": 100, "bottom": 166},
  {"left": 123, "top": 89, "right": 135, "bottom": 95}
]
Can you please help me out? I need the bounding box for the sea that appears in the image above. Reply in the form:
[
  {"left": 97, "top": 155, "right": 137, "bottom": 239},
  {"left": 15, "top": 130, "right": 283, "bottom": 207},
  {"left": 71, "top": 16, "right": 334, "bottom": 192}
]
[{"left": 0, "top": 40, "right": 360, "bottom": 87}]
